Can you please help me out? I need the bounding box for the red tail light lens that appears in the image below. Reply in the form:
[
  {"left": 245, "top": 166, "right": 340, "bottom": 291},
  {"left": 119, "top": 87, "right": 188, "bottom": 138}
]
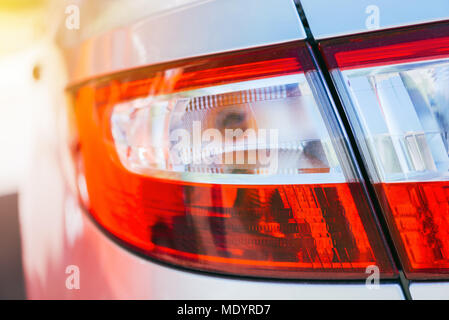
[
  {"left": 68, "top": 42, "right": 395, "bottom": 279},
  {"left": 321, "top": 22, "right": 449, "bottom": 279}
]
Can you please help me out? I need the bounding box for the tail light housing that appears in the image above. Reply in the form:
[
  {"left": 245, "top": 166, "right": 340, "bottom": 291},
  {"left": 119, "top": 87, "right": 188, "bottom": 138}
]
[
  {"left": 321, "top": 21, "right": 449, "bottom": 279},
  {"left": 67, "top": 41, "right": 396, "bottom": 279}
]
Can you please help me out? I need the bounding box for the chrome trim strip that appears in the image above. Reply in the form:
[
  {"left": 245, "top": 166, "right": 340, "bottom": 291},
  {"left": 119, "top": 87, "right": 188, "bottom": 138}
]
[
  {"left": 65, "top": 0, "right": 305, "bottom": 85},
  {"left": 300, "top": 0, "right": 449, "bottom": 40}
]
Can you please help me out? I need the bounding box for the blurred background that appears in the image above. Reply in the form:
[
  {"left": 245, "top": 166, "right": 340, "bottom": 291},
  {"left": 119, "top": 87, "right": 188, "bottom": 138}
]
[
  {"left": 0, "top": 0, "right": 61, "bottom": 300},
  {"left": 0, "top": 0, "right": 195, "bottom": 300}
]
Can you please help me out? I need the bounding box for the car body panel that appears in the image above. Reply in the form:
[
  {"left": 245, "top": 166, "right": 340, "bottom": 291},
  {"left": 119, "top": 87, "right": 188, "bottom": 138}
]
[
  {"left": 300, "top": 0, "right": 449, "bottom": 39},
  {"left": 410, "top": 283, "right": 449, "bottom": 300},
  {"left": 65, "top": 0, "right": 306, "bottom": 86}
]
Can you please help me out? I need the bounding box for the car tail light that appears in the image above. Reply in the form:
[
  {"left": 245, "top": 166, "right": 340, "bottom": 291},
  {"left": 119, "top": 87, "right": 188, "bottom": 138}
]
[
  {"left": 321, "top": 22, "right": 449, "bottom": 279},
  {"left": 68, "top": 41, "right": 396, "bottom": 279}
]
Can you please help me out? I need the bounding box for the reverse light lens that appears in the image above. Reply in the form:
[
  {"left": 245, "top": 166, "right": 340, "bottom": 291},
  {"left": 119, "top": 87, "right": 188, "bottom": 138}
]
[
  {"left": 69, "top": 42, "right": 395, "bottom": 279},
  {"left": 322, "top": 22, "right": 449, "bottom": 279}
]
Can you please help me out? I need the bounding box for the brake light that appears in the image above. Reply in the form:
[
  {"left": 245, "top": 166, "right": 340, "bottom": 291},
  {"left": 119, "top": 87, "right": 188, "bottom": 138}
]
[
  {"left": 68, "top": 41, "right": 395, "bottom": 279},
  {"left": 321, "top": 21, "right": 449, "bottom": 279}
]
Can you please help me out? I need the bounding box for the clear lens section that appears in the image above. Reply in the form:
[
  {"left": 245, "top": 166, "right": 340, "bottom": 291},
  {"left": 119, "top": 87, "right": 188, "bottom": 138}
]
[
  {"left": 110, "top": 74, "right": 345, "bottom": 184},
  {"left": 338, "top": 59, "right": 449, "bottom": 183}
]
